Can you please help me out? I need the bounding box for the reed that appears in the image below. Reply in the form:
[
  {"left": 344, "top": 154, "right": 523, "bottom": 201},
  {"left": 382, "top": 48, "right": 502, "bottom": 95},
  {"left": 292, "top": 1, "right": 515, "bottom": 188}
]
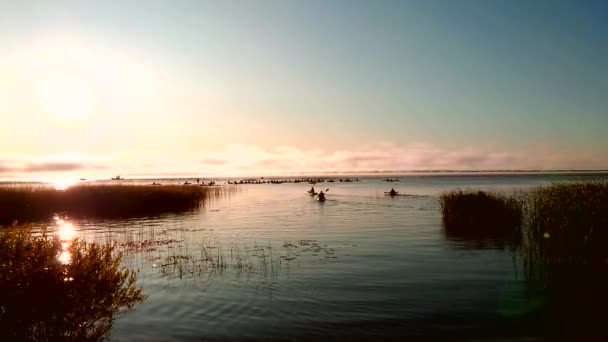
[
  {"left": 0, "top": 223, "right": 145, "bottom": 341},
  {"left": 525, "top": 180, "right": 608, "bottom": 273},
  {"left": 439, "top": 190, "right": 523, "bottom": 244},
  {"left": 441, "top": 180, "right": 608, "bottom": 329},
  {"left": 522, "top": 180, "right": 608, "bottom": 325},
  {"left": 0, "top": 184, "right": 226, "bottom": 224}
]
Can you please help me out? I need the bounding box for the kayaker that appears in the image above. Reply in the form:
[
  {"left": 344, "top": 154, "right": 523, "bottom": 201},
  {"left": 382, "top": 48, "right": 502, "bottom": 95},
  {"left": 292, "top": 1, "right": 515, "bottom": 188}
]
[
  {"left": 317, "top": 191, "right": 326, "bottom": 201},
  {"left": 389, "top": 188, "right": 397, "bottom": 196},
  {"left": 308, "top": 186, "right": 315, "bottom": 194}
]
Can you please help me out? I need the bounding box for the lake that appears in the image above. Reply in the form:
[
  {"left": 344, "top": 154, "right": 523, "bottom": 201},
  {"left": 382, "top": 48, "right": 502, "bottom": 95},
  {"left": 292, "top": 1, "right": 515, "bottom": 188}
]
[{"left": 45, "top": 173, "right": 605, "bottom": 340}]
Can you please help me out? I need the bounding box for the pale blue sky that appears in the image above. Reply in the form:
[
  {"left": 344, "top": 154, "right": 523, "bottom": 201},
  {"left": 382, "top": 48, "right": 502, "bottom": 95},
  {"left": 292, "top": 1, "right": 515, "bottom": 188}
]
[{"left": 1, "top": 0, "right": 607, "bottom": 178}]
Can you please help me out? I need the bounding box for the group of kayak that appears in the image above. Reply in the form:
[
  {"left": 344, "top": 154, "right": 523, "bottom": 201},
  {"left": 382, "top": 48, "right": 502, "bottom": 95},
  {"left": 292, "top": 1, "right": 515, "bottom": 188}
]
[{"left": 307, "top": 187, "right": 400, "bottom": 202}]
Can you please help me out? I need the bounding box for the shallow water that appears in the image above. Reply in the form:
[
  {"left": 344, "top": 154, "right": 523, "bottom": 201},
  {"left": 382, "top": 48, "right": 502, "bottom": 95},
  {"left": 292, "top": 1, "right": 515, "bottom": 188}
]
[{"left": 42, "top": 173, "right": 606, "bottom": 339}]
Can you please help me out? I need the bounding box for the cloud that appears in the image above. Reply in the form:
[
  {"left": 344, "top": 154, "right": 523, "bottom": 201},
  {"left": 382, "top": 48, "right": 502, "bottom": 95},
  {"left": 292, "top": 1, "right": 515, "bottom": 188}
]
[
  {"left": 200, "top": 158, "right": 228, "bottom": 165},
  {"left": 254, "top": 158, "right": 297, "bottom": 170},
  {"left": 23, "top": 162, "right": 108, "bottom": 172},
  {"left": 334, "top": 153, "right": 389, "bottom": 168},
  {"left": 196, "top": 142, "right": 608, "bottom": 174},
  {"left": 0, "top": 163, "right": 17, "bottom": 173},
  {"left": 2, "top": 142, "right": 606, "bottom": 180}
]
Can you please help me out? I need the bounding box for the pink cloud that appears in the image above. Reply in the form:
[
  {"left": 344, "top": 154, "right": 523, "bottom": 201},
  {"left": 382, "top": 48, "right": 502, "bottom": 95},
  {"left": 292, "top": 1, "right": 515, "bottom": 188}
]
[{"left": 2, "top": 142, "right": 606, "bottom": 179}]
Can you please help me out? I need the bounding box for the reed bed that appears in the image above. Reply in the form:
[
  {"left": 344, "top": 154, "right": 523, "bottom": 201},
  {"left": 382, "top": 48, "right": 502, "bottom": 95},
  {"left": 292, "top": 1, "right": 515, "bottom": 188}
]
[
  {"left": 0, "top": 184, "right": 228, "bottom": 224},
  {"left": 441, "top": 180, "right": 608, "bottom": 329},
  {"left": 524, "top": 180, "right": 608, "bottom": 278},
  {"left": 0, "top": 223, "right": 145, "bottom": 341},
  {"left": 522, "top": 180, "right": 608, "bottom": 326},
  {"left": 439, "top": 190, "right": 523, "bottom": 244}
]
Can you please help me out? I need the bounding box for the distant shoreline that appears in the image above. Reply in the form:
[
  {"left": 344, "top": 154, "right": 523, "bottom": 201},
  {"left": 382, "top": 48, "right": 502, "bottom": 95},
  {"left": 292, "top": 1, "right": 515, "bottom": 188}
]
[
  {"left": 121, "top": 169, "right": 608, "bottom": 178},
  {"left": 2, "top": 170, "right": 608, "bottom": 184}
]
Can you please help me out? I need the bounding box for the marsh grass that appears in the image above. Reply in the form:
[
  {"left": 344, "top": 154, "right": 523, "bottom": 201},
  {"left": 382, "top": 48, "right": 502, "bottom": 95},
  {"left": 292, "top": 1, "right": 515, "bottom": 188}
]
[
  {"left": 439, "top": 190, "right": 523, "bottom": 246},
  {"left": 0, "top": 223, "right": 145, "bottom": 341},
  {"left": 125, "top": 229, "right": 338, "bottom": 282},
  {"left": 524, "top": 180, "right": 608, "bottom": 278},
  {"left": 159, "top": 241, "right": 284, "bottom": 280},
  {"left": 521, "top": 180, "right": 608, "bottom": 327},
  {"left": 441, "top": 180, "right": 608, "bottom": 329},
  {"left": 0, "top": 184, "right": 228, "bottom": 224}
]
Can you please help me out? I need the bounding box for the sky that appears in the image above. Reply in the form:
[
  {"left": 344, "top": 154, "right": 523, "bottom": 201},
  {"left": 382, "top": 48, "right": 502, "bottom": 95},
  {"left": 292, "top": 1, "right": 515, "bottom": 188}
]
[{"left": 1, "top": 0, "right": 607, "bottom": 181}]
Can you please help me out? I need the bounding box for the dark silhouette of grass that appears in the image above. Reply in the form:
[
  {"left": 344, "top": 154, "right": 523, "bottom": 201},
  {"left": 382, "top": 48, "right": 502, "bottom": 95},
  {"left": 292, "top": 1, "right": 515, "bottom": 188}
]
[
  {"left": 522, "top": 180, "right": 608, "bottom": 329},
  {"left": 441, "top": 180, "right": 608, "bottom": 332},
  {"left": 525, "top": 180, "right": 608, "bottom": 275},
  {"left": 0, "top": 184, "right": 226, "bottom": 224},
  {"left": 439, "top": 190, "right": 523, "bottom": 245},
  {"left": 0, "top": 223, "right": 145, "bottom": 341}
]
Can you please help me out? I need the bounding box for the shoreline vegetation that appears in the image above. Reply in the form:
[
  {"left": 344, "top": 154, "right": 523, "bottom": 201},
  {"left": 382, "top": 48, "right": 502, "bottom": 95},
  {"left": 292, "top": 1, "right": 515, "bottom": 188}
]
[
  {"left": 440, "top": 180, "right": 608, "bottom": 328},
  {"left": 0, "top": 223, "right": 145, "bottom": 341},
  {"left": 440, "top": 190, "right": 523, "bottom": 245},
  {"left": 0, "top": 184, "right": 229, "bottom": 225}
]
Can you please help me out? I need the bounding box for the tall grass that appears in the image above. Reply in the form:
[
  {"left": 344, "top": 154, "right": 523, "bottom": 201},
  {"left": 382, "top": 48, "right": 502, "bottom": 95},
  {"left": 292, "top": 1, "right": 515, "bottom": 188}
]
[
  {"left": 439, "top": 190, "right": 523, "bottom": 245},
  {"left": 441, "top": 180, "right": 608, "bottom": 330},
  {"left": 522, "top": 180, "right": 608, "bottom": 327},
  {"left": 0, "top": 184, "right": 227, "bottom": 224},
  {"left": 0, "top": 223, "right": 145, "bottom": 341},
  {"left": 525, "top": 180, "right": 608, "bottom": 276}
]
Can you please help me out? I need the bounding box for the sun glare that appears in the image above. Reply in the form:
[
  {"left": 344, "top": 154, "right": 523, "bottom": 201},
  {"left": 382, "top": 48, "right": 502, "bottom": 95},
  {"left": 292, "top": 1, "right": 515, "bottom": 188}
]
[
  {"left": 35, "top": 72, "right": 95, "bottom": 127},
  {"left": 52, "top": 179, "right": 77, "bottom": 190}
]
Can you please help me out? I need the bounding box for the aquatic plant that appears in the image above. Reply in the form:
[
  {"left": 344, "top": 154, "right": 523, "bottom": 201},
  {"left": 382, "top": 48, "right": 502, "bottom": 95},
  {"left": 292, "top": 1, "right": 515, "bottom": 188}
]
[
  {"left": 522, "top": 180, "right": 608, "bottom": 326},
  {"left": 439, "top": 190, "right": 523, "bottom": 245},
  {"left": 0, "top": 184, "right": 227, "bottom": 224},
  {"left": 151, "top": 236, "right": 339, "bottom": 281},
  {"left": 441, "top": 180, "right": 608, "bottom": 330},
  {"left": 524, "top": 180, "right": 608, "bottom": 275},
  {"left": 0, "top": 223, "right": 145, "bottom": 341}
]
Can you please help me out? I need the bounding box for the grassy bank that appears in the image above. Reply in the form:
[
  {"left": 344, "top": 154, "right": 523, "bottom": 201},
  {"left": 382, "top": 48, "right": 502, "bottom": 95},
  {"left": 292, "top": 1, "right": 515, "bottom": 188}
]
[
  {"left": 0, "top": 223, "right": 145, "bottom": 341},
  {"left": 0, "top": 184, "right": 226, "bottom": 224},
  {"left": 439, "top": 190, "right": 523, "bottom": 244}
]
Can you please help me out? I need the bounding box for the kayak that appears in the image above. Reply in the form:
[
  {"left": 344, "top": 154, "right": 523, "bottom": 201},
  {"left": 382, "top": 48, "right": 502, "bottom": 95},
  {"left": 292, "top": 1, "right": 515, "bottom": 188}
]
[
  {"left": 307, "top": 192, "right": 318, "bottom": 196},
  {"left": 317, "top": 197, "right": 326, "bottom": 202},
  {"left": 384, "top": 192, "right": 399, "bottom": 196}
]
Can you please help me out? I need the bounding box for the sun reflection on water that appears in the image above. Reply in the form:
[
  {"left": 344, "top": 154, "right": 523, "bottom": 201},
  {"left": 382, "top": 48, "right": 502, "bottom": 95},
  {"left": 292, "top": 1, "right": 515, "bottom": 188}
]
[
  {"left": 58, "top": 221, "right": 76, "bottom": 240},
  {"left": 58, "top": 250, "right": 71, "bottom": 264},
  {"left": 54, "top": 215, "right": 77, "bottom": 264}
]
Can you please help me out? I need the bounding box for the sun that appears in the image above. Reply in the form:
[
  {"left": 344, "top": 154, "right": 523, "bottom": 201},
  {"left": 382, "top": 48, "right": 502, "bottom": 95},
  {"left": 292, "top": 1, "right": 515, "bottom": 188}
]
[
  {"left": 51, "top": 178, "right": 78, "bottom": 191},
  {"left": 35, "top": 72, "right": 96, "bottom": 127}
]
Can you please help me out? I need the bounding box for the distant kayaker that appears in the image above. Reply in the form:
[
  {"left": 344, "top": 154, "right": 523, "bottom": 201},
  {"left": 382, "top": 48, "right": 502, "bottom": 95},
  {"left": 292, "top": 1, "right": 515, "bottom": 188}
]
[
  {"left": 389, "top": 188, "right": 398, "bottom": 196},
  {"left": 317, "top": 191, "right": 326, "bottom": 201},
  {"left": 308, "top": 186, "right": 315, "bottom": 194}
]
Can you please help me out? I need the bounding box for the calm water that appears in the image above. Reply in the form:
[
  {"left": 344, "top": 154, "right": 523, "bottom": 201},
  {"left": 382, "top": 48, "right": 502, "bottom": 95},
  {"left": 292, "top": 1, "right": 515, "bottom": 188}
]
[{"left": 48, "top": 173, "right": 604, "bottom": 339}]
